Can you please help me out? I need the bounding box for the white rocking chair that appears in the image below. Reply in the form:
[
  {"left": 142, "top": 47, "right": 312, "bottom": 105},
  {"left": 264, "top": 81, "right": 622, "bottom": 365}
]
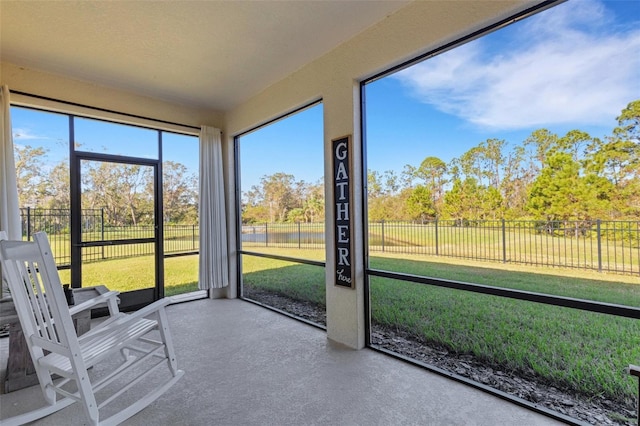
[{"left": 0, "top": 231, "right": 184, "bottom": 425}]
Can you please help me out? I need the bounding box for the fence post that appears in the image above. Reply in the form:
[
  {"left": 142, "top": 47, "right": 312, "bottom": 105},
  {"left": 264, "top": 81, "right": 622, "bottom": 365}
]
[
  {"left": 596, "top": 219, "right": 602, "bottom": 272},
  {"left": 26, "top": 207, "right": 32, "bottom": 241},
  {"left": 435, "top": 218, "right": 439, "bottom": 256},
  {"left": 193, "top": 224, "right": 196, "bottom": 250},
  {"left": 265, "top": 222, "right": 268, "bottom": 247},
  {"left": 101, "top": 208, "right": 105, "bottom": 259},
  {"left": 298, "top": 221, "right": 301, "bottom": 249},
  {"left": 502, "top": 218, "right": 507, "bottom": 263},
  {"left": 381, "top": 220, "right": 385, "bottom": 252}
]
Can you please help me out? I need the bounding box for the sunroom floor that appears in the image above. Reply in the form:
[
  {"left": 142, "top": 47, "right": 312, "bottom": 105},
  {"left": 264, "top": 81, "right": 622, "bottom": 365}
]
[{"left": 0, "top": 298, "right": 563, "bottom": 425}]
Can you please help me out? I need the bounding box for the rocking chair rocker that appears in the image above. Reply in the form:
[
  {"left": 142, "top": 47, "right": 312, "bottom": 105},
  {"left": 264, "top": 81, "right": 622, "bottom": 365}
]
[{"left": 0, "top": 231, "right": 184, "bottom": 425}]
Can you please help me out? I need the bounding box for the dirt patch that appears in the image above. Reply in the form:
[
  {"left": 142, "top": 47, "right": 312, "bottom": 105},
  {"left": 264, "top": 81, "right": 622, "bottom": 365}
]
[{"left": 243, "top": 288, "right": 638, "bottom": 425}]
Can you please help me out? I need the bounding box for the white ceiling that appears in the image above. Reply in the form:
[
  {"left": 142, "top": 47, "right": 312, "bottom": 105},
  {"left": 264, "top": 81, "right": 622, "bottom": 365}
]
[{"left": 1, "top": 1, "right": 411, "bottom": 112}]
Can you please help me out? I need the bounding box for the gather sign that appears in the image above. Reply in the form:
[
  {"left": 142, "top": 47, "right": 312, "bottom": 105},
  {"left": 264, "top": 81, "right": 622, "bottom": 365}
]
[{"left": 332, "top": 135, "right": 354, "bottom": 288}]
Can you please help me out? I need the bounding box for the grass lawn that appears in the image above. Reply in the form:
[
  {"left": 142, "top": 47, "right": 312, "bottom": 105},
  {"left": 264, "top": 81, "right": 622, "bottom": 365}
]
[
  {"left": 241, "top": 248, "right": 640, "bottom": 408},
  {"left": 241, "top": 252, "right": 326, "bottom": 306},
  {"left": 57, "top": 254, "right": 199, "bottom": 297}
]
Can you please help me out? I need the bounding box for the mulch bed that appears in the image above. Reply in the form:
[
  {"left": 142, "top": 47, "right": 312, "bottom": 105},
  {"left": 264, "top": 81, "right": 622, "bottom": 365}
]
[{"left": 243, "top": 287, "right": 638, "bottom": 426}]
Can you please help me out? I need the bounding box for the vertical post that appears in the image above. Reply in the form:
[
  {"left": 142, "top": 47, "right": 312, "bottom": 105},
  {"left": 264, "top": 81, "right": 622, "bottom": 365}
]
[
  {"left": 27, "top": 207, "right": 32, "bottom": 241},
  {"left": 435, "top": 217, "right": 439, "bottom": 256},
  {"left": 265, "top": 222, "right": 268, "bottom": 247},
  {"left": 298, "top": 221, "right": 301, "bottom": 249},
  {"left": 502, "top": 218, "right": 507, "bottom": 263},
  {"left": 596, "top": 219, "right": 602, "bottom": 272},
  {"left": 381, "top": 220, "right": 385, "bottom": 252},
  {"left": 101, "top": 208, "right": 105, "bottom": 259},
  {"left": 193, "top": 224, "right": 196, "bottom": 250}
]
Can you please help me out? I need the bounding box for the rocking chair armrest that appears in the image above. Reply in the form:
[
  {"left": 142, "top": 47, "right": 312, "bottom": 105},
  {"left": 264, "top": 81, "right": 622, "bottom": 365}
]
[
  {"left": 627, "top": 364, "right": 640, "bottom": 378},
  {"left": 91, "top": 298, "right": 172, "bottom": 331},
  {"left": 68, "top": 291, "right": 121, "bottom": 317},
  {"left": 125, "top": 297, "right": 171, "bottom": 320},
  {"left": 79, "top": 298, "right": 172, "bottom": 342}
]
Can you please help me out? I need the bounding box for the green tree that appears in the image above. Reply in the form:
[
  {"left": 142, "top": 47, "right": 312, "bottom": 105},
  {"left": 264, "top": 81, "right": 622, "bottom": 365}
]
[
  {"left": 162, "top": 161, "right": 198, "bottom": 224},
  {"left": 500, "top": 146, "right": 529, "bottom": 218},
  {"left": 478, "top": 138, "right": 506, "bottom": 188},
  {"left": 405, "top": 185, "right": 436, "bottom": 221},
  {"left": 14, "top": 144, "right": 48, "bottom": 207},
  {"left": 261, "top": 172, "right": 298, "bottom": 222},
  {"left": 526, "top": 152, "right": 611, "bottom": 225},
  {"left": 368, "top": 169, "right": 411, "bottom": 221},
  {"left": 302, "top": 182, "right": 324, "bottom": 222},
  {"left": 367, "top": 170, "right": 383, "bottom": 198},
  {"left": 602, "top": 99, "right": 640, "bottom": 218},
  {"left": 556, "top": 130, "right": 593, "bottom": 162},
  {"left": 523, "top": 128, "right": 559, "bottom": 172},
  {"left": 443, "top": 178, "right": 477, "bottom": 221},
  {"left": 527, "top": 152, "right": 580, "bottom": 222},
  {"left": 82, "top": 162, "right": 152, "bottom": 226},
  {"left": 44, "top": 160, "right": 70, "bottom": 210},
  {"left": 414, "top": 156, "right": 447, "bottom": 213}
]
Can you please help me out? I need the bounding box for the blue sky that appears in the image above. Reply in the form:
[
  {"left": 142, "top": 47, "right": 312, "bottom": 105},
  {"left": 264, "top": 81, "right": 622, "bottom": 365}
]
[
  {"left": 11, "top": 107, "right": 198, "bottom": 176},
  {"left": 239, "top": 104, "right": 324, "bottom": 190},
  {"left": 241, "top": 0, "right": 639, "bottom": 191},
  {"left": 365, "top": 0, "right": 640, "bottom": 176},
  {"left": 12, "top": 0, "right": 640, "bottom": 193}
]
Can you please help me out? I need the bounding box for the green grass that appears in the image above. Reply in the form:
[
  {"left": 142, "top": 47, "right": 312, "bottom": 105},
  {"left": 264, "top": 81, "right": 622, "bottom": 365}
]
[
  {"left": 241, "top": 253, "right": 326, "bottom": 306},
  {"left": 58, "top": 254, "right": 199, "bottom": 297},
  {"left": 241, "top": 248, "right": 640, "bottom": 408},
  {"left": 370, "top": 254, "right": 640, "bottom": 306},
  {"left": 370, "top": 276, "right": 639, "bottom": 406}
]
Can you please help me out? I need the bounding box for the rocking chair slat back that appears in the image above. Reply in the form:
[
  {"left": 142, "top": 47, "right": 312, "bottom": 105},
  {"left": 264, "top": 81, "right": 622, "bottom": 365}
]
[
  {"left": 0, "top": 231, "right": 184, "bottom": 426},
  {"left": 0, "top": 237, "right": 75, "bottom": 352}
]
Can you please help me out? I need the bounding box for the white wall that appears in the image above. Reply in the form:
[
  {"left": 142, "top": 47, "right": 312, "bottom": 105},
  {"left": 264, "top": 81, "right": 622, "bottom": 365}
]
[
  {"left": 1, "top": 62, "right": 223, "bottom": 132},
  {"left": 224, "top": 0, "right": 542, "bottom": 349}
]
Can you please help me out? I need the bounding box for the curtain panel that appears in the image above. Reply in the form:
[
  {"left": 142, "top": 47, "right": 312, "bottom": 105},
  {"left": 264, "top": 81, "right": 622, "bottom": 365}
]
[
  {"left": 198, "top": 126, "right": 229, "bottom": 293},
  {"left": 0, "top": 86, "right": 22, "bottom": 298}
]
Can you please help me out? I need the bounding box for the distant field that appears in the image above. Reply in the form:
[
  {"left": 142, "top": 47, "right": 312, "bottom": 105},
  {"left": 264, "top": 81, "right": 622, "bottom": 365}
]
[{"left": 242, "top": 220, "right": 640, "bottom": 276}]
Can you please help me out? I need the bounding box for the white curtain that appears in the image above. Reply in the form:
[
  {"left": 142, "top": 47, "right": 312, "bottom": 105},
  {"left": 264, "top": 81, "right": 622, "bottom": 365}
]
[
  {"left": 0, "top": 86, "right": 20, "bottom": 239},
  {"left": 198, "top": 126, "right": 229, "bottom": 294},
  {"left": 0, "top": 86, "right": 22, "bottom": 298}
]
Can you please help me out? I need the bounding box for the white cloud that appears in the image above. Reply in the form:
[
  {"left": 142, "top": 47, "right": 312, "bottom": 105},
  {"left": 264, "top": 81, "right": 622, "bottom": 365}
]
[
  {"left": 12, "top": 128, "right": 49, "bottom": 141},
  {"left": 394, "top": 0, "right": 640, "bottom": 130}
]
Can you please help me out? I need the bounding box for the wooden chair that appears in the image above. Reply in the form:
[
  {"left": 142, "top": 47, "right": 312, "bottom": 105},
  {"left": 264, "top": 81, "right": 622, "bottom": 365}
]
[{"left": 0, "top": 231, "right": 184, "bottom": 425}]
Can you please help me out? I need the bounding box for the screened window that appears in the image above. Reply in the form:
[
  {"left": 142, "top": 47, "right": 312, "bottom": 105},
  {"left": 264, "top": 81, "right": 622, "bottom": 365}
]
[
  {"left": 237, "top": 102, "right": 326, "bottom": 326},
  {"left": 11, "top": 106, "right": 200, "bottom": 298},
  {"left": 363, "top": 0, "right": 639, "bottom": 423}
]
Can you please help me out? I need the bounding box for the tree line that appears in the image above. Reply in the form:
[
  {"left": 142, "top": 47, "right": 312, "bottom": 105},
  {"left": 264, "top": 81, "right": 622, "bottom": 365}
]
[
  {"left": 15, "top": 152, "right": 198, "bottom": 226},
  {"left": 242, "top": 173, "right": 324, "bottom": 224},
  {"left": 22, "top": 99, "right": 634, "bottom": 228},
  {"left": 243, "top": 99, "right": 638, "bottom": 225}
]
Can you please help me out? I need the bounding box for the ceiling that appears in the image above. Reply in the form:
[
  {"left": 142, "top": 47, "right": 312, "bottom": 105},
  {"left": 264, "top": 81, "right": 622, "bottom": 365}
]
[{"left": 1, "top": 1, "right": 411, "bottom": 112}]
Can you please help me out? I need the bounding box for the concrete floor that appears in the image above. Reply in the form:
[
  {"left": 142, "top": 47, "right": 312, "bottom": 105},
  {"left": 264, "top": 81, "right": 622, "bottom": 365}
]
[{"left": 0, "top": 298, "right": 565, "bottom": 426}]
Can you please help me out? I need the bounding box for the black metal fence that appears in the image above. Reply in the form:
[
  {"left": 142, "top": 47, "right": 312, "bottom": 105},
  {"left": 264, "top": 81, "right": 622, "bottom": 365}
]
[
  {"left": 20, "top": 209, "right": 639, "bottom": 276},
  {"left": 369, "top": 219, "right": 640, "bottom": 275},
  {"left": 241, "top": 219, "right": 640, "bottom": 276},
  {"left": 241, "top": 222, "right": 326, "bottom": 249},
  {"left": 20, "top": 208, "right": 199, "bottom": 267}
]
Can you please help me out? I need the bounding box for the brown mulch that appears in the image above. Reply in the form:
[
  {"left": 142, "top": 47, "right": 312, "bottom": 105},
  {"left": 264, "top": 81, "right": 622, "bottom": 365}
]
[{"left": 243, "top": 287, "right": 638, "bottom": 426}]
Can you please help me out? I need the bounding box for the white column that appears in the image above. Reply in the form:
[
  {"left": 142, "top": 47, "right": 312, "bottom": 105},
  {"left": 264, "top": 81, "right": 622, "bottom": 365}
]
[{"left": 324, "top": 80, "right": 366, "bottom": 349}]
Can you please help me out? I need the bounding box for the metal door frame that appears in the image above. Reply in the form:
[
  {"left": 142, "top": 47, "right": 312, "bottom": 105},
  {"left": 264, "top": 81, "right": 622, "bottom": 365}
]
[{"left": 70, "top": 150, "right": 164, "bottom": 311}]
